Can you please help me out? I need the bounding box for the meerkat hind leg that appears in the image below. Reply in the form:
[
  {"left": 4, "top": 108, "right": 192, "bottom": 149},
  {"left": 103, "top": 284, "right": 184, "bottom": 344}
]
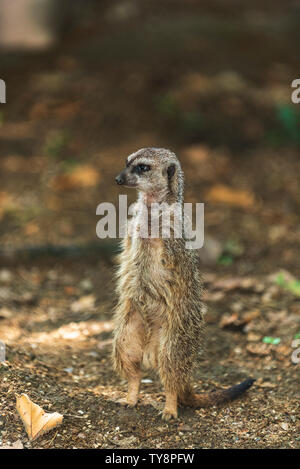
[
  {"left": 118, "top": 371, "right": 142, "bottom": 407},
  {"left": 162, "top": 390, "right": 178, "bottom": 420},
  {"left": 114, "top": 311, "right": 144, "bottom": 407},
  {"left": 127, "top": 371, "right": 142, "bottom": 406}
]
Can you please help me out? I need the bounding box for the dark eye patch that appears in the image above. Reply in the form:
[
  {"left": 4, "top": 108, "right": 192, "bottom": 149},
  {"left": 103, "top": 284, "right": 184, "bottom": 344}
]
[{"left": 132, "top": 164, "right": 151, "bottom": 175}]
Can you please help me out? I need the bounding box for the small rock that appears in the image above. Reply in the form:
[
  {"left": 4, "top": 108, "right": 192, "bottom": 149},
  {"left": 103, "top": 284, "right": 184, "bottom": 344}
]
[
  {"left": 280, "top": 422, "right": 289, "bottom": 431},
  {"left": 79, "top": 279, "right": 93, "bottom": 292},
  {"left": 0, "top": 439, "right": 23, "bottom": 450},
  {"left": 246, "top": 343, "right": 269, "bottom": 356},
  {"left": 71, "top": 295, "right": 95, "bottom": 313},
  {"left": 0, "top": 269, "right": 12, "bottom": 283},
  {"left": 0, "top": 287, "right": 11, "bottom": 300}
]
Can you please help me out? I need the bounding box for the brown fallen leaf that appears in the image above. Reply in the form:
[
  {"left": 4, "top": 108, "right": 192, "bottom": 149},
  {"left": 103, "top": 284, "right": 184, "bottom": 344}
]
[
  {"left": 220, "top": 310, "right": 260, "bottom": 330},
  {"left": 206, "top": 184, "right": 255, "bottom": 208},
  {"left": 52, "top": 165, "right": 100, "bottom": 191},
  {"left": 0, "top": 307, "right": 13, "bottom": 319},
  {"left": 24, "top": 222, "right": 39, "bottom": 236},
  {"left": 255, "top": 378, "right": 277, "bottom": 389},
  {"left": 16, "top": 394, "right": 63, "bottom": 441},
  {"left": 247, "top": 332, "right": 262, "bottom": 342},
  {"left": 183, "top": 145, "right": 209, "bottom": 163},
  {"left": 246, "top": 343, "right": 270, "bottom": 356},
  {"left": 243, "top": 310, "right": 261, "bottom": 323},
  {"left": 203, "top": 290, "right": 225, "bottom": 302},
  {"left": 214, "top": 276, "right": 256, "bottom": 291},
  {"left": 219, "top": 313, "right": 239, "bottom": 329},
  {"left": 0, "top": 191, "right": 17, "bottom": 220}
]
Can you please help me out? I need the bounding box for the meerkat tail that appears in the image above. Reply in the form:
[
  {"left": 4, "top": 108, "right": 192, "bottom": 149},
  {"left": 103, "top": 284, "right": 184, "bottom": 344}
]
[{"left": 180, "top": 378, "right": 255, "bottom": 408}]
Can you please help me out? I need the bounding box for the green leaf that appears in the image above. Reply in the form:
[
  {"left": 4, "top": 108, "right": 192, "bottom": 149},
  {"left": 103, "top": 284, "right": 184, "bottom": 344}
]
[
  {"left": 217, "top": 254, "right": 234, "bottom": 266},
  {"left": 287, "top": 280, "right": 300, "bottom": 297},
  {"left": 263, "top": 336, "right": 281, "bottom": 345},
  {"left": 275, "top": 272, "right": 286, "bottom": 287},
  {"left": 275, "top": 272, "right": 300, "bottom": 297}
]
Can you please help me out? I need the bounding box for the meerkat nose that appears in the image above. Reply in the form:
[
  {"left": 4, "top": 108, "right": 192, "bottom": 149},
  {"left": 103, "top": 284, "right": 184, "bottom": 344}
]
[{"left": 115, "top": 174, "right": 125, "bottom": 185}]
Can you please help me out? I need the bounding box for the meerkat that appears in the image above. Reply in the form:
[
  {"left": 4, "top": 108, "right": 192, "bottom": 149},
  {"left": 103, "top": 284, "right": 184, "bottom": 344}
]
[{"left": 113, "top": 147, "right": 254, "bottom": 421}]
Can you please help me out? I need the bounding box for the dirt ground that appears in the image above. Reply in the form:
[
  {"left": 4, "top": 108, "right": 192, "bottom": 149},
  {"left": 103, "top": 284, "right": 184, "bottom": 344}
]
[
  {"left": 0, "top": 0, "right": 299, "bottom": 449},
  {"left": 0, "top": 259, "right": 299, "bottom": 449}
]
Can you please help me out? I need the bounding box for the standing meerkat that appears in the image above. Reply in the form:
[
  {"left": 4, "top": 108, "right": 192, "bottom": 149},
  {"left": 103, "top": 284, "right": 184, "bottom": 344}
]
[{"left": 113, "top": 147, "right": 254, "bottom": 420}]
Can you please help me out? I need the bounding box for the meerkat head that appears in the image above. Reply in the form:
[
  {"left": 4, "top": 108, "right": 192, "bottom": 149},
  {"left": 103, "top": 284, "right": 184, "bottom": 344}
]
[{"left": 115, "top": 148, "right": 184, "bottom": 203}]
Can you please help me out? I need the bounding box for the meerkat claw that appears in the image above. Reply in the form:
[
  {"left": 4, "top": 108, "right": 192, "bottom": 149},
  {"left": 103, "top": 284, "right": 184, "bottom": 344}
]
[{"left": 162, "top": 410, "right": 178, "bottom": 421}]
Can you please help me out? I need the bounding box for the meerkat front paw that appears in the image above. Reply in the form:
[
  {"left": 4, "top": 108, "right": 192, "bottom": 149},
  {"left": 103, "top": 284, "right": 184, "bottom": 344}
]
[{"left": 161, "top": 408, "right": 178, "bottom": 421}]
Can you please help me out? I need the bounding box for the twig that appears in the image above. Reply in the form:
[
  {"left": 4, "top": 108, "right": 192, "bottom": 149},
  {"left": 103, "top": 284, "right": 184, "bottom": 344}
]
[
  {"left": 64, "top": 414, "right": 86, "bottom": 419},
  {"left": 47, "top": 430, "right": 58, "bottom": 448}
]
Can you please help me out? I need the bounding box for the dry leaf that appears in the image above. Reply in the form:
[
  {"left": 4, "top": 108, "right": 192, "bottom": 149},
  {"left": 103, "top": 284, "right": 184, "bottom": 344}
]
[
  {"left": 0, "top": 192, "right": 17, "bottom": 220},
  {"left": 183, "top": 145, "right": 209, "bottom": 163},
  {"left": 247, "top": 332, "right": 261, "bottom": 342},
  {"left": 0, "top": 307, "right": 13, "bottom": 319},
  {"left": 246, "top": 343, "right": 270, "bottom": 356},
  {"left": 219, "top": 313, "right": 239, "bottom": 329},
  {"left": 203, "top": 291, "right": 224, "bottom": 302},
  {"left": 52, "top": 165, "right": 100, "bottom": 191},
  {"left": 243, "top": 310, "right": 261, "bottom": 323},
  {"left": 275, "top": 345, "right": 290, "bottom": 357},
  {"left": 206, "top": 184, "right": 255, "bottom": 208},
  {"left": 24, "top": 222, "right": 39, "bottom": 236},
  {"left": 16, "top": 394, "right": 63, "bottom": 441},
  {"left": 214, "top": 276, "right": 256, "bottom": 291},
  {"left": 258, "top": 382, "right": 277, "bottom": 389},
  {"left": 220, "top": 310, "right": 260, "bottom": 330},
  {"left": 255, "top": 377, "right": 277, "bottom": 388}
]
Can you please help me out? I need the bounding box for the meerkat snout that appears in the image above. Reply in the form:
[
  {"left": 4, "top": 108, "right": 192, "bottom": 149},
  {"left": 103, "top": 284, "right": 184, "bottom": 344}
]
[{"left": 115, "top": 173, "right": 125, "bottom": 185}]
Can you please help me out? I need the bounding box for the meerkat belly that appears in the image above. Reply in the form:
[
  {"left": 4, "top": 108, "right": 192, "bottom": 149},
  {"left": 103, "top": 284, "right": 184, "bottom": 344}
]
[
  {"left": 129, "top": 239, "right": 168, "bottom": 369},
  {"left": 128, "top": 238, "right": 171, "bottom": 303},
  {"left": 119, "top": 237, "right": 179, "bottom": 370},
  {"left": 142, "top": 322, "right": 162, "bottom": 370}
]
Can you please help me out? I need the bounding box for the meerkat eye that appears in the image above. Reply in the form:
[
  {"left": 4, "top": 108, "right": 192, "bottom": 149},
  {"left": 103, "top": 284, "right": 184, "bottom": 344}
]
[{"left": 133, "top": 164, "right": 151, "bottom": 175}]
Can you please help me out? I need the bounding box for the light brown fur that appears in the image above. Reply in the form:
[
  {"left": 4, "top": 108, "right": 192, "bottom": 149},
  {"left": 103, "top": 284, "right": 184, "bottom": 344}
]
[{"left": 113, "top": 148, "right": 254, "bottom": 420}]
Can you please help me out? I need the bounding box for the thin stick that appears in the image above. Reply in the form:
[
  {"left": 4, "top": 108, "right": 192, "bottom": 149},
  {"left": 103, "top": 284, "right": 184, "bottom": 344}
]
[
  {"left": 47, "top": 430, "right": 58, "bottom": 448},
  {"left": 64, "top": 413, "right": 87, "bottom": 419}
]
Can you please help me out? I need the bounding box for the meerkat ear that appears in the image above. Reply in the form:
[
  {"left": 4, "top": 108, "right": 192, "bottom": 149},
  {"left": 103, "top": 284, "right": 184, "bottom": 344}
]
[{"left": 166, "top": 164, "right": 176, "bottom": 181}]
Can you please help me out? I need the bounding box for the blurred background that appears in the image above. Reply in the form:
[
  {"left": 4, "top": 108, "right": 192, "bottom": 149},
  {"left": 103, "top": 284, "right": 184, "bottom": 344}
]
[
  {"left": 0, "top": 0, "right": 299, "bottom": 275},
  {"left": 0, "top": 1, "right": 299, "bottom": 449}
]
